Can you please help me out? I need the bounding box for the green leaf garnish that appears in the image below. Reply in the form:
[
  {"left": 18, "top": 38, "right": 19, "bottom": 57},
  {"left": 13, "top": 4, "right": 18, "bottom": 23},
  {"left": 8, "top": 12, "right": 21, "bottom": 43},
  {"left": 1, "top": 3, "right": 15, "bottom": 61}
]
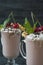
[
  {"left": 24, "top": 17, "right": 34, "bottom": 34},
  {"left": 23, "top": 12, "right": 41, "bottom": 34},
  {"left": 24, "top": 18, "right": 31, "bottom": 28},
  {"left": 0, "top": 24, "right": 3, "bottom": 30},
  {"left": 31, "top": 11, "right": 41, "bottom": 26},
  {"left": 3, "top": 17, "right": 10, "bottom": 28},
  {"left": 31, "top": 11, "right": 34, "bottom": 24},
  {"left": 33, "top": 21, "right": 38, "bottom": 29},
  {"left": 3, "top": 11, "right": 15, "bottom": 28},
  {"left": 0, "top": 12, "right": 15, "bottom": 30}
]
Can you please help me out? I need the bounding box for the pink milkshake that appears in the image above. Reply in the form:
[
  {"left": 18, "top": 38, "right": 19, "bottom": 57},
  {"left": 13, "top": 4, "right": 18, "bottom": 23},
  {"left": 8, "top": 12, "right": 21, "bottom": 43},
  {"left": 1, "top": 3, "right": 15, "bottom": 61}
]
[
  {"left": 20, "top": 33, "right": 43, "bottom": 65},
  {"left": 1, "top": 28, "right": 21, "bottom": 59}
]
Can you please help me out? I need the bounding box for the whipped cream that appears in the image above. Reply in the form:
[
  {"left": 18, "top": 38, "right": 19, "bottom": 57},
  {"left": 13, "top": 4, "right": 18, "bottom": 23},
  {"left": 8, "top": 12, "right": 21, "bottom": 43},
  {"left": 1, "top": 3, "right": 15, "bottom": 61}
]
[
  {"left": 1, "top": 28, "right": 21, "bottom": 34},
  {"left": 25, "top": 33, "right": 43, "bottom": 47},
  {"left": 25, "top": 33, "right": 35, "bottom": 40},
  {"left": 39, "top": 33, "right": 43, "bottom": 40},
  {"left": 25, "top": 33, "right": 43, "bottom": 41}
]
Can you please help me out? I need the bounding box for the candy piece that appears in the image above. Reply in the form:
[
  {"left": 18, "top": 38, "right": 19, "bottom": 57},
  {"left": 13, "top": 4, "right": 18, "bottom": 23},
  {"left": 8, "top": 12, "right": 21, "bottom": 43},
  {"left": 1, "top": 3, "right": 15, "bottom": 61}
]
[
  {"left": 22, "top": 31, "right": 28, "bottom": 38},
  {"left": 18, "top": 23, "right": 25, "bottom": 31}
]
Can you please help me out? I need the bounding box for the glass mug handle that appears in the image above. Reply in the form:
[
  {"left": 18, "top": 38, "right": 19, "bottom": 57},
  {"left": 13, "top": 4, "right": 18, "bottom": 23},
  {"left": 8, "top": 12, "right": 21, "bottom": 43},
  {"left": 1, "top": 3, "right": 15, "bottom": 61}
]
[{"left": 19, "top": 40, "right": 26, "bottom": 59}]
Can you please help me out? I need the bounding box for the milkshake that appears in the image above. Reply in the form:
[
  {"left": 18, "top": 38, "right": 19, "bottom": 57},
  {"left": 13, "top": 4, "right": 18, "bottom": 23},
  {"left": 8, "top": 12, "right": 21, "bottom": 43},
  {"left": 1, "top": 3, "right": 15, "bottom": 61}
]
[
  {"left": 20, "top": 32, "right": 43, "bottom": 65},
  {"left": 25, "top": 33, "right": 43, "bottom": 65},
  {"left": 1, "top": 28, "right": 21, "bottom": 59}
]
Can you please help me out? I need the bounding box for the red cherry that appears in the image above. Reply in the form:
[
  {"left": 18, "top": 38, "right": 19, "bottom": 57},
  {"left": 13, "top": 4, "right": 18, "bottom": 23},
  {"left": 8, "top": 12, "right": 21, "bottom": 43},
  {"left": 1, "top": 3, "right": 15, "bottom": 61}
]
[
  {"left": 34, "top": 27, "right": 41, "bottom": 32},
  {"left": 34, "top": 26, "right": 43, "bottom": 32},
  {"left": 13, "top": 23, "right": 19, "bottom": 28},
  {"left": 10, "top": 23, "right": 13, "bottom": 26},
  {"left": 34, "top": 27, "right": 39, "bottom": 32},
  {"left": 6, "top": 23, "right": 11, "bottom": 27},
  {"left": 40, "top": 26, "right": 43, "bottom": 31},
  {"left": 38, "top": 27, "right": 42, "bottom": 31}
]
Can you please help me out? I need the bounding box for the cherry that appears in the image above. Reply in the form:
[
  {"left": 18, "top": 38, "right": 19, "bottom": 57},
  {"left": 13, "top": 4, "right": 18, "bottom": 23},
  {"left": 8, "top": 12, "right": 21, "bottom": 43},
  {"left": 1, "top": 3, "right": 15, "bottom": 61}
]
[
  {"left": 40, "top": 26, "right": 43, "bottom": 30},
  {"left": 34, "top": 27, "right": 41, "bottom": 32},
  {"left": 34, "top": 26, "right": 43, "bottom": 32},
  {"left": 13, "top": 23, "right": 19, "bottom": 28},
  {"left": 6, "top": 23, "right": 11, "bottom": 27},
  {"left": 34, "top": 27, "right": 39, "bottom": 32},
  {"left": 10, "top": 23, "right": 13, "bottom": 26}
]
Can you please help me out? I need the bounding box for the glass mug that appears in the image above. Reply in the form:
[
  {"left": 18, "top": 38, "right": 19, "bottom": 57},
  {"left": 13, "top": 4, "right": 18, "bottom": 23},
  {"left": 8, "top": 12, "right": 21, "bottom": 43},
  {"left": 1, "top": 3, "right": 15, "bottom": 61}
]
[
  {"left": 20, "top": 37, "right": 43, "bottom": 65},
  {"left": 1, "top": 29, "right": 21, "bottom": 65}
]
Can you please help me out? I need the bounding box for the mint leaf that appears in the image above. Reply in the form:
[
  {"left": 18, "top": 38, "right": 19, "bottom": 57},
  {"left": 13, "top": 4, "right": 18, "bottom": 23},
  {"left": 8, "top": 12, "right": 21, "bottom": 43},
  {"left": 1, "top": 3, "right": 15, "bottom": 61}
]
[
  {"left": 0, "top": 24, "right": 3, "bottom": 30},
  {"left": 26, "top": 28, "right": 34, "bottom": 34},
  {"left": 24, "top": 17, "right": 34, "bottom": 34},
  {"left": 33, "top": 22, "right": 38, "bottom": 29},
  {"left": 31, "top": 11, "right": 34, "bottom": 24},
  {"left": 31, "top": 11, "right": 41, "bottom": 26},
  {"left": 3, "top": 17, "right": 10, "bottom": 28},
  {"left": 24, "top": 18, "right": 31, "bottom": 28}
]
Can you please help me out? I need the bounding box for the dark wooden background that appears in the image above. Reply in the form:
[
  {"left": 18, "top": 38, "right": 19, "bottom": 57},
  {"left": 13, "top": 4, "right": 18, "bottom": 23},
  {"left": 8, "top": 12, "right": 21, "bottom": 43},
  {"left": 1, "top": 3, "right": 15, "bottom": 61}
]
[{"left": 0, "top": 0, "right": 43, "bottom": 24}]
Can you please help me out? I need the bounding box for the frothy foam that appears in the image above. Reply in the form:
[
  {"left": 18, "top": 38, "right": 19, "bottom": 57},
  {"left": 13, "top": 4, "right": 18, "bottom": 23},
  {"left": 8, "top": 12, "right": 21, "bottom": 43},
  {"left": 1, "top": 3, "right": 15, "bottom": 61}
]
[
  {"left": 25, "top": 33, "right": 43, "bottom": 47},
  {"left": 1, "top": 28, "right": 21, "bottom": 34},
  {"left": 26, "top": 33, "right": 43, "bottom": 41},
  {"left": 26, "top": 34, "right": 35, "bottom": 40}
]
